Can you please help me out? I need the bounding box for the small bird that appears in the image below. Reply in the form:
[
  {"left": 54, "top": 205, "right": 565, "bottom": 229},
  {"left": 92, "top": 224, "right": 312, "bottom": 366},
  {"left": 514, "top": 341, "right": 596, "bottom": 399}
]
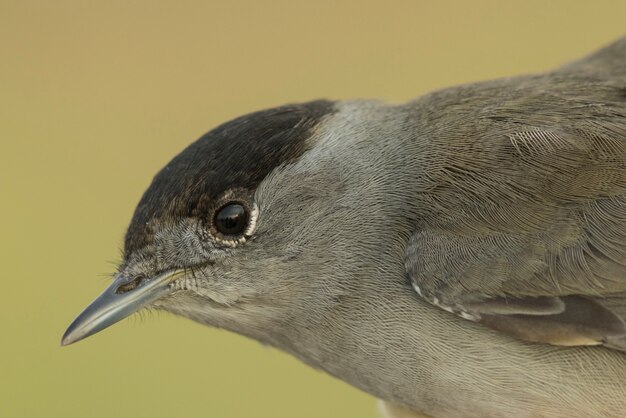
[{"left": 63, "top": 37, "right": 626, "bottom": 418}]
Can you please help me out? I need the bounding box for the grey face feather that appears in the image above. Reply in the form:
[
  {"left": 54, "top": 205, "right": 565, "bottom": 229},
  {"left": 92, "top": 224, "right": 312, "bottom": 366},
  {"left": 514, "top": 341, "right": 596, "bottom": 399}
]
[
  {"left": 124, "top": 100, "right": 335, "bottom": 257},
  {"left": 147, "top": 99, "right": 418, "bottom": 341}
]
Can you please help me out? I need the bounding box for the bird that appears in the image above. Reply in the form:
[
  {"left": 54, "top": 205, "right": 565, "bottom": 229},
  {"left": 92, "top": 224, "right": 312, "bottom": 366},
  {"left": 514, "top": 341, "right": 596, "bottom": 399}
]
[{"left": 63, "top": 36, "right": 626, "bottom": 418}]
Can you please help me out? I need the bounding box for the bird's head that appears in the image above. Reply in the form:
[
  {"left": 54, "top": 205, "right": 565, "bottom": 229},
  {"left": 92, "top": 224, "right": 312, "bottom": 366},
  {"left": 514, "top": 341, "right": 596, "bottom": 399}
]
[{"left": 62, "top": 100, "right": 381, "bottom": 347}]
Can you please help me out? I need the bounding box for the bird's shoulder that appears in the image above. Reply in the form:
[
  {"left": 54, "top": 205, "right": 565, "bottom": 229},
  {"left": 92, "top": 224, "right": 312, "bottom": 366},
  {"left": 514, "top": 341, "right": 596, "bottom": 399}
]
[{"left": 403, "top": 37, "right": 626, "bottom": 351}]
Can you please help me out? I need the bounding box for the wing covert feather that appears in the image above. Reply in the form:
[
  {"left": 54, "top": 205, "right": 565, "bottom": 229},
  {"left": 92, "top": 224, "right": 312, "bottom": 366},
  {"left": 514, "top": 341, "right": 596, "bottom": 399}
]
[{"left": 405, "top": 37, "right": 626, "bottom": 350}]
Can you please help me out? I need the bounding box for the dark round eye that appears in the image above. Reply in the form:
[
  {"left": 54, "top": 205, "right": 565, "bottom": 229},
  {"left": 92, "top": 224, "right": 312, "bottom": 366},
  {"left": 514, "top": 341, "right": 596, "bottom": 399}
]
[{"left": 214, "top": 203, "right": 249, "bottom": 236}]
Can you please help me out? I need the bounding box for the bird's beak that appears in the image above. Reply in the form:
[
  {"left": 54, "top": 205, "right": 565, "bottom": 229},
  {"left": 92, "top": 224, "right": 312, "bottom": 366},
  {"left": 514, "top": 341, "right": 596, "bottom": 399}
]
[{"left": 61, "top": 270, "right": 185, "bottom": 346}]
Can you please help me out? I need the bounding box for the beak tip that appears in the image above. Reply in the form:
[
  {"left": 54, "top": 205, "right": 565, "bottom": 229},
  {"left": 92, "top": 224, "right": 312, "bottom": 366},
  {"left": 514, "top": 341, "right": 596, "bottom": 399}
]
[{"left": 61, "top": 327, "right": 79, "bottom": 347}]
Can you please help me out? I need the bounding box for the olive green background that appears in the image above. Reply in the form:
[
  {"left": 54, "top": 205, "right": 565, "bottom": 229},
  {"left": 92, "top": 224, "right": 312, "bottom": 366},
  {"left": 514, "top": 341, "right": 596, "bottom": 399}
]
[{"left": 1, "top": 1, "right": 624, "bottom": 417}]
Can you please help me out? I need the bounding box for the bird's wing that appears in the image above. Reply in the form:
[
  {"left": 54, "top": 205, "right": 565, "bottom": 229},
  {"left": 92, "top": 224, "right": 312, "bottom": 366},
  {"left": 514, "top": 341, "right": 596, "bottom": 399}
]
[{"left": 406, "top": 37, "right": 626, "bottom": 350}]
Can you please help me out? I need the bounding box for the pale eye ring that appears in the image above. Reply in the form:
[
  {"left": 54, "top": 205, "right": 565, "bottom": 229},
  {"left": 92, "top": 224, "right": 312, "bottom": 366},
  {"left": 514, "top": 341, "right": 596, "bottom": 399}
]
[{"left": 213, "top": 202, "right": 249, "bottom": 236}]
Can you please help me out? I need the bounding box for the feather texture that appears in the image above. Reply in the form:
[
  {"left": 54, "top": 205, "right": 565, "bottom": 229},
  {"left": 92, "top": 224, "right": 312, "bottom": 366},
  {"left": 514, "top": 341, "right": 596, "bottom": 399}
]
[{"left": 406, "top": 37, "right": 626, "bottom": 350}]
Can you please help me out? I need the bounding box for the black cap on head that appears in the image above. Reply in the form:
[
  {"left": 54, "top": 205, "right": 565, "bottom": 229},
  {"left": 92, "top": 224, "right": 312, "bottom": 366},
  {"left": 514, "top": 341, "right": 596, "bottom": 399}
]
[{"left": 124, "top": 100, "right": 336, "bottom": 256}]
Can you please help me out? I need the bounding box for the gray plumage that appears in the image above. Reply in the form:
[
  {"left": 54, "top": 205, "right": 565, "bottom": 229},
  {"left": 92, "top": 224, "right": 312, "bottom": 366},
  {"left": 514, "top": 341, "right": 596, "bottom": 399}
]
[{"left": 64, "top": 37, "right": 626, "bottom": 418}]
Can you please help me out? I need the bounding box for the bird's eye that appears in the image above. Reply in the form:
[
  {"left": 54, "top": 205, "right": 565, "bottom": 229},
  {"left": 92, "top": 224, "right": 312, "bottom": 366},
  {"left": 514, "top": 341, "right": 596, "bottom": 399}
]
[{"left": 214, "top": 203, "right": 249, "bottom": 236}]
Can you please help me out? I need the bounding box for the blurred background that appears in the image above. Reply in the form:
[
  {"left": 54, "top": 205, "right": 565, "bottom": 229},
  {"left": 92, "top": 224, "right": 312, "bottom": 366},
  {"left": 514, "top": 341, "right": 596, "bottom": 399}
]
[{"left": 1, "top": 1, "right": 624, "bottom": 417}]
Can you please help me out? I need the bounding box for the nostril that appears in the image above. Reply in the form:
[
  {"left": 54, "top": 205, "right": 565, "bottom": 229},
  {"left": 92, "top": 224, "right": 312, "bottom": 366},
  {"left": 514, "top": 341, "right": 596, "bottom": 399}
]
[{"left": 115, "top": 275, "right": 148, "bottom": 294}]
